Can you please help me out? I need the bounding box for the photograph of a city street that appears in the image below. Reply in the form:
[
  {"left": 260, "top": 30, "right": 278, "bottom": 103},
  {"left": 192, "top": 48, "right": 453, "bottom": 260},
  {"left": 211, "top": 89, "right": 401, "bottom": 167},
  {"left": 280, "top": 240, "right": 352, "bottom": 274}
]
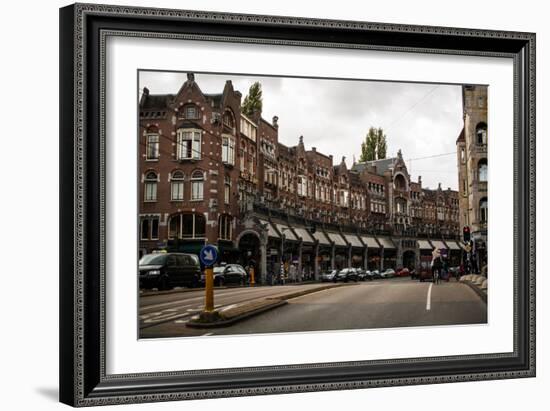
[{"left": 138, "top": 71, "right": 488, "bottom": 339}]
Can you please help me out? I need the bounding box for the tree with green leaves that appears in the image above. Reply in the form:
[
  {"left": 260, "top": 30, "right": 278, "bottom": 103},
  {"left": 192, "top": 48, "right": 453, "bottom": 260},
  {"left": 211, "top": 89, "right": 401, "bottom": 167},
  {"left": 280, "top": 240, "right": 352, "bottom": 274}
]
[
  {"left": 241, "top": 82, "right": 263, "bottom": 116},
  {"left": 359, "top": 127, "right": 387, "bottom": 162}
]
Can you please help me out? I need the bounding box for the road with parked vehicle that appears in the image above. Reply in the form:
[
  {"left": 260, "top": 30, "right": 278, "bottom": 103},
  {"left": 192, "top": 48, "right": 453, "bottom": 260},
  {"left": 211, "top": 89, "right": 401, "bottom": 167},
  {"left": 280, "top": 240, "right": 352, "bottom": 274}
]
[{"left": 139, "top": 276, "right": 486, "bottom": 339}]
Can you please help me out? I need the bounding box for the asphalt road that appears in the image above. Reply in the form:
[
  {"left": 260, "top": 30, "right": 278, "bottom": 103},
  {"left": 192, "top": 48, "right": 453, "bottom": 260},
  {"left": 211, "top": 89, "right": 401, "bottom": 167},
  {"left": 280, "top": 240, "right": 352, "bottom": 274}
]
[{"left": 139, "top": 278, "right": 486, "bottom": 338}]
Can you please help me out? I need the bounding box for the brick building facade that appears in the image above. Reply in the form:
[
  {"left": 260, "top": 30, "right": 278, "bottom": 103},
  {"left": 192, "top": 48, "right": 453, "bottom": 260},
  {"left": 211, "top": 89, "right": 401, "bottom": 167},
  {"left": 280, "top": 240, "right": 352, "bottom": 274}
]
[{"left": 139, "top": 73, "right": 462, "bottom": 283}]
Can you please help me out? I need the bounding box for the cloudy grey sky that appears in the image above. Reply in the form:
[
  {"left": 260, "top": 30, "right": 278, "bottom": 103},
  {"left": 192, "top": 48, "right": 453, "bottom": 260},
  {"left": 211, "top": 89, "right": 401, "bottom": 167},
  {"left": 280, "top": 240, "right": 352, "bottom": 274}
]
[{"left": 139, "top": 71, "right": 465, "bottom": 190}]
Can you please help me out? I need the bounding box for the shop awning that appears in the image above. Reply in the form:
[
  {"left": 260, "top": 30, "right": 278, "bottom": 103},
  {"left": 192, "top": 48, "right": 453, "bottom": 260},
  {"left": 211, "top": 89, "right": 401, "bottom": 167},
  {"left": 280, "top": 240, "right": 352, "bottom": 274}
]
[
  {"left": 259, "top": 219, "right": 280, "bottom": 239},
  {"left": 343, "top": 233, "right": 363, "bottom": 248},
  {"left": 293, "top": 227, "right": 315, "bottom": 244},
  {"left": 275, "top": 223, "right": 298, "bottom": 241},
  {"left": 446, "top": 241, "right": 461, "bottom": 250},
  {"left": 361, "top": 236, "right": 380, "bottom": 248},
  {"left": 377, "top": 237, "right": 395, "bottom": 249},
  {"left": 430, "top": 240, "right": 447, "bottom": 250},
  {"left": 418, "top": 240, "right": 432, "bottom": 250},
  {"left": 313, "top": 230, "right": 331, "bottom": 246},
  {"left": 327, "top": 232, "right": 347, "bottom": 247}
]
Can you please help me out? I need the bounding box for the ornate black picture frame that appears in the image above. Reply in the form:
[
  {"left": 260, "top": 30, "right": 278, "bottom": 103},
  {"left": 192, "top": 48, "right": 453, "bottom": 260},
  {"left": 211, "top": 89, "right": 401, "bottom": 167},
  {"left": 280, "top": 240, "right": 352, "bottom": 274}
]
[{"left": 59, "top": 3, "right": 535, "bottom": 407}]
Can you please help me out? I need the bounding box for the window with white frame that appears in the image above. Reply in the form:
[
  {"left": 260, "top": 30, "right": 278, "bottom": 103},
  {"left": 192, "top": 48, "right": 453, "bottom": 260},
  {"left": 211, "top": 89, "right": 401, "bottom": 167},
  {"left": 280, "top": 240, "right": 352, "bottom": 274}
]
[
  {"left": 176, "top": 129, "right": 201, "bottom": 160},
  {"left": 145, "top": 134, "right": 159, "bottom": 160},
  {"left": 170, "top": 170, "right": 184, "bottom": 201},
  {"left": 168, "top": 213, "right": 206, "bottom": 239},
  {"left": 144, "top": 171, "right": 158, "bottom": 202},
  {"left": 224, "top": 175, "right": 231, "bottom": 204},
  {"left": 191, "top": 170, "right": 204, "bottom": 200},
  {"left": 185, "top": 105, "right": 199, "bottom": 119},
  {"left": 480, "top": 198, "right": 488, "bottom": 223},
  {"left": 222, "top": 135, "right": 235, "bottom": 165},
  {"left": 140, "top": 216, "right": 159, "bottom": 240},
  {"left": 476, "top": 123, "right": 487, "bottom": 145},
  {"left": 478, "top": 159, "right": 488, "bottom": 182},
  {"left": 218, "top": 214, "right": 232, "bottom": 240},
  {"left": 297, "top": 175, "right": 307, "bottom": 197}
]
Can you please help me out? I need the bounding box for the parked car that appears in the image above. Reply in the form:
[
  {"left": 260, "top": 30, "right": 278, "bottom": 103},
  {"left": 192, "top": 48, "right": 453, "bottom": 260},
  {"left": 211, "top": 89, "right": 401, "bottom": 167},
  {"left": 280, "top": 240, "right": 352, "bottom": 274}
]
[
  {"left": 334, "top": 268, "right": 359, "bottom": 282},
  {"left": 396, "top": 267, "right": 410, "bottom": 277},
  {"left": 321, "top": 270, "right": 339, "bottom": 282},
  {"left": 139, "top": 252, "right": 201, "bottom": 290},
  {"left": 380, "top": 268, "right": 396, "bottom": 278},
  {"left": 201, "top": 264, "right": 247, "bottom": 286},
  {"left": 371, "top": 270, "right": 381, "bottom": 279},
  {"left": 356, "top": 269, "right": 373, "bottom": 281}
]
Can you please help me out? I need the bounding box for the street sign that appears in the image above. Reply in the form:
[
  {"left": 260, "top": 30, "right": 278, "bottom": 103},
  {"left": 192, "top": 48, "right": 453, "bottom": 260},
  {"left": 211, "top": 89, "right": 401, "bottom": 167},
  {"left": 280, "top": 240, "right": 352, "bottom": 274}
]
[{"left": 199, "top": 244, "right": 219, "bottom": 267}]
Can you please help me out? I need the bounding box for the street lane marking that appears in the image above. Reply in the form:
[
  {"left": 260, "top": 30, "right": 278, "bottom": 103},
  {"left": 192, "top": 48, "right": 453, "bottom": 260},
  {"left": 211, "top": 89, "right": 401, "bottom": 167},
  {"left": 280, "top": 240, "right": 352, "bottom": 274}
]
[
  {"left": 202, "top": 332, "right": 214, "bottom": 336},
  {"left": 426, "top": 283, "right": 433, "bottom": 311}
]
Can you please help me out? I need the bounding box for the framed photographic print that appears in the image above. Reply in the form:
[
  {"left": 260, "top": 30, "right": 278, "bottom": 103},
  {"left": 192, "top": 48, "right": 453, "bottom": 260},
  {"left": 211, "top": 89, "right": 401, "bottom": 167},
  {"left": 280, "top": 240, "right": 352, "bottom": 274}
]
[{"left": 59, "top": 3, "right": 536, "bottom": 407}]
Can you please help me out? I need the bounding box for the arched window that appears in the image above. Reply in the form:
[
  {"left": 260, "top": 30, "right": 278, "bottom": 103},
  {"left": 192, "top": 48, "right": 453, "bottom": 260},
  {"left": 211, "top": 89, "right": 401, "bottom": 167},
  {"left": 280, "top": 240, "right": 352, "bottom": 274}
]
[
  {"left": 394, "top": 174, "right": 407, "bottom": 191},
  {"left": 218, "top": 214, "right": 232, "bottom": 240},
  {"left": 144, "top": 171, "right": 158, "bottom": 202},
  {"left": 223, "top": 111, "right": 234, "bottom": 129},
  {"left": 170, "top": 170, "right": 184, "bottom": 201},
  {"left": 480, "top": 198, "right": 488, "bottom": 223},
  {"left": 191, "top": 170, "right": 204, "bottom": 200},
  {"left": 476, "top": 122, "right": 487, "bottom": 145},
  {"left": 168, "top": 213, "right": 206, "bottom": 239},
  {"left": 478, "top": 159, "right": 488, "bottom": 182}
]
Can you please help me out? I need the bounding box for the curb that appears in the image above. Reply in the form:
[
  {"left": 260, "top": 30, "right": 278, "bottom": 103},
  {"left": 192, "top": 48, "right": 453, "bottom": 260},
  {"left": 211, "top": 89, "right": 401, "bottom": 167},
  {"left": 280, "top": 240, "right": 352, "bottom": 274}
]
[
  {"left": 266, "top": 283, "right": 352, "bottom": 301},
  {"left": 461, "top": 280, "right": 487, "bottom": 304},
  {"left": 186, "top": 283, "right": 350, "bottom": 328},
  {"left": 186, "top": 300, "right": 288, "bottom": 329}
]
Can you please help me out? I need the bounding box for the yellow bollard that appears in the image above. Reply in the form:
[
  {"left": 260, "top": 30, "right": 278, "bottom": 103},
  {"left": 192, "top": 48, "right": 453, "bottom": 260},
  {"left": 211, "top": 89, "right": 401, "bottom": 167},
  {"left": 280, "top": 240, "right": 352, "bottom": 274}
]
[
  {"left": 204, "top": 267, "right": 214, "bottom": 312},
  {"left": 250, "top": 267, "right": 255, "bottom": 286}
]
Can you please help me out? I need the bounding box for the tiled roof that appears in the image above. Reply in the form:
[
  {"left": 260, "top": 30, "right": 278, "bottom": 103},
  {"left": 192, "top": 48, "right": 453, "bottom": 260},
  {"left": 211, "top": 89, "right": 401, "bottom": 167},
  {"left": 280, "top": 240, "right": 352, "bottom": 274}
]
[{"left": 140, "top": 93, "right": 174, "bottom": 109}]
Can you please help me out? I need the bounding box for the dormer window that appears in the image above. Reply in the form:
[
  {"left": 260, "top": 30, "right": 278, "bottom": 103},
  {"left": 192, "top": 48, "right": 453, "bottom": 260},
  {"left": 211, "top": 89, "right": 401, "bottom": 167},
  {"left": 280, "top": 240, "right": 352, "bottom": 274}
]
[
  {"left": 184, "top": 105, "right": 199, "bottom": 119},
  {"left": 223, "top": 111, "right": 234, "bottom": 129}
]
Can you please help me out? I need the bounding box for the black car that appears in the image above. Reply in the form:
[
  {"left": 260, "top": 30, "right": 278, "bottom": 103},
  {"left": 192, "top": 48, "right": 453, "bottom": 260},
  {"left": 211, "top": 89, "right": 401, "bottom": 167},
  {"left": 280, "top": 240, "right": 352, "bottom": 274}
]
[
  {"left": 334, "top": 268, "right": 359, "bottom": 282},
  {"left": 203, "top": 264, "right": 247, "bottom": 286},
  {"left": 139, "top": 253, "right": 201, "bottom": 290}
]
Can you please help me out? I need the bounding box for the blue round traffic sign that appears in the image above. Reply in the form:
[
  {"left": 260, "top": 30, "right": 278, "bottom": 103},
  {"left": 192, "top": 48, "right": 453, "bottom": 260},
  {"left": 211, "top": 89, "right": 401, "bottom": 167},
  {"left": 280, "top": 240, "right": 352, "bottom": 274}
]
[{"left": 199, "top": 244, "right": 219, "bottom": 267}]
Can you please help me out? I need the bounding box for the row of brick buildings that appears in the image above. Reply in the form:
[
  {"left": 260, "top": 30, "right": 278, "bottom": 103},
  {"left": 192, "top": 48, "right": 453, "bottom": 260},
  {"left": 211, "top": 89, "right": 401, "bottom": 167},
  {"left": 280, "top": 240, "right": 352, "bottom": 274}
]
[{"left": 139, "top": 73, "right": 463, "bottom": 282}]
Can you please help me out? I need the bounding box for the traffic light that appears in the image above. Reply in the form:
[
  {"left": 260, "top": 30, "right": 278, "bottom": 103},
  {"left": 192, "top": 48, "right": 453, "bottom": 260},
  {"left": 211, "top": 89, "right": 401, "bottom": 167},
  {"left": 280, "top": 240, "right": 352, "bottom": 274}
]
[{"left": 463, "top": 226, "right": 471, "bottom": 243}]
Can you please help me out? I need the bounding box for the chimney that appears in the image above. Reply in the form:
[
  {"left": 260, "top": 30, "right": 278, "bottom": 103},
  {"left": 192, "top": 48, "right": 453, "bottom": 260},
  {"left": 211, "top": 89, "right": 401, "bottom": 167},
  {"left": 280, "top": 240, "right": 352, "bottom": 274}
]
[
  {"left": 312, "top": 147, "right": 316, "bottom": 152},
  {"left": 299, "top": 135, "right": 304, "bottom": 145},
  {"left": 186, "top": 72, "right": 195, "bottom": 82},
  {"left": 438, "top": 182, "right": 442, "bottom": 190},
  {"left": 272, "top": 115, "right": 279, "bottom": 128},
  {"left": 418, "top": 176, "right": 422, "bottom": 184},
  {"left": 142, "top": 87, "right": 149, "bottom": 96}
]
